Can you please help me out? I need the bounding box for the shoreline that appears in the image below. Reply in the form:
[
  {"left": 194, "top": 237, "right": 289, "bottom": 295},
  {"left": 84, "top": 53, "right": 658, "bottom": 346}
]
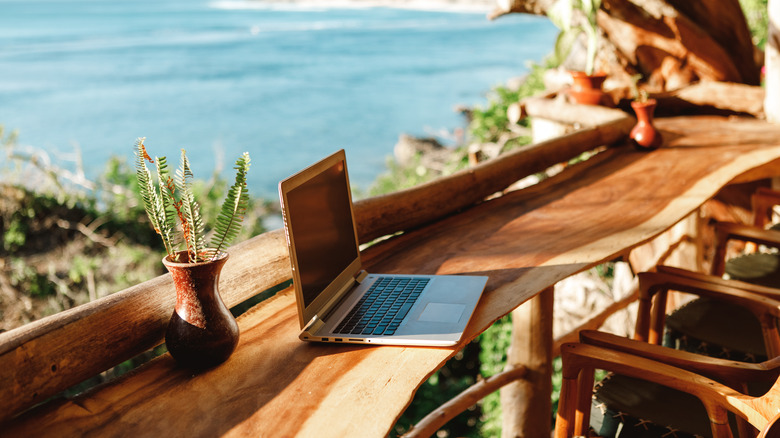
[{"left": 210, "top": 0, "right": 498, "bottom": 13}]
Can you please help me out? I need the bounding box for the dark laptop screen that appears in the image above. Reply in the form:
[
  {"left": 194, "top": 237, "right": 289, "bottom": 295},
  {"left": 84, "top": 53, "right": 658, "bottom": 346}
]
[{"left": 286, "top": 159, "right": 359, "bottom": 308}]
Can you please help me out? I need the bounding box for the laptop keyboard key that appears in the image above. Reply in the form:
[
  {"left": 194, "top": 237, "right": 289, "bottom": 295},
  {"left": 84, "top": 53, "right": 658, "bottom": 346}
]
[{"left": 335, "top": 276, "right": 428, "bottom": 336}]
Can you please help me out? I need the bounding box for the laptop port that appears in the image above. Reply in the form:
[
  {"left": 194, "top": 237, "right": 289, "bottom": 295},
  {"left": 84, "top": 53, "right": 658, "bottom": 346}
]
[{"left": 335, "top": 338, "right": 342, "bottom": 342}]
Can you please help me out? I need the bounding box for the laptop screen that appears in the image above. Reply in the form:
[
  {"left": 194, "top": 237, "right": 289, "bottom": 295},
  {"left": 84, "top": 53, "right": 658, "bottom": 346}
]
[{"left": 285, "top": 158, "right": 359, "bottom": 308}]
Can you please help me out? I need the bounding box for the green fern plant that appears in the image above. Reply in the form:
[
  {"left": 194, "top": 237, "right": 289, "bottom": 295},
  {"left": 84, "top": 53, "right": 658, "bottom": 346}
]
[{"left": 134, "top": 137, "right": 251, "bottom": 263}]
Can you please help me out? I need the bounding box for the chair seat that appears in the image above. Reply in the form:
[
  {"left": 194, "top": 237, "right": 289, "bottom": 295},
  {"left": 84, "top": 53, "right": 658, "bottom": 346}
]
[
  {"left": 726, "top": 252, "right": 780, "bottom": 289},
  {"left": 664, "top": 297, "right": 766, "bottom": 361},
  {"left": 591, "top": 275, "right": 770, "bottom": 437},
  {"left": 592, "top": 374, "right": 772, "bottom": 438},
  {"left": 591, "top": 373, "right": 713, "bottom": 438}
]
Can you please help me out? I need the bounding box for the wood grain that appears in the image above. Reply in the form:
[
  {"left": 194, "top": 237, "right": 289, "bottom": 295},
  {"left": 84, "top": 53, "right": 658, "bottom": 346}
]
[
  {"left": 6, "top": 116, "right": 780, "bottom": 437},
  {"left": 0, "top": 101, "right": 631, "bottom": 423},
  {"left": 0, "top": 229, "right": 291, "bottom": 422}
]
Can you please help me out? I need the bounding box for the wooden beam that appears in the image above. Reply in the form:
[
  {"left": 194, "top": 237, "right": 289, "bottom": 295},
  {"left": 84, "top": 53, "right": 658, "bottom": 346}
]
[
  {"left": 653, "top": 82, "right": 765, "bottom": 118},
  {"left": 500, "top": 286, "right": 554, "bottom": 438},
  {"left": 767, "top": 0, "right": 780, "bottom": 122},
  {"left": 403, "top": 365, "right": 529, "bottom": 438},
  {"left": 488, "top": 0, "right": 553, "bottom": 20},
  {"left": 522, "top": 96, "right": 631, "bottom": 126},
  {"left": 0, "top": 229, "right": 291, "bottom": 422},
  {"left": 354, "top": 106, "right": 633, "bottom": 243}
]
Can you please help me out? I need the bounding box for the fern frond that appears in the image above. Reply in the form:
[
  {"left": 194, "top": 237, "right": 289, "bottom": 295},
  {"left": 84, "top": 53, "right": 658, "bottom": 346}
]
[
  {"left": 134, "top": 138, "right": 175, "bottom": 258},
  {"left": 155, "top": 156, "right": 177, "bottom": 255},
  {"left": 209, "top": 152, "right": 251, "bottom": 260},
  {"left": 176, "top": 149, "right": 205, "bottom": 262}
]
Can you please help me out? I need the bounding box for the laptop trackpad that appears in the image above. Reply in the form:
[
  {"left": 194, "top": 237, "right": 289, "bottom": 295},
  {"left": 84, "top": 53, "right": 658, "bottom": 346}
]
[{"left": 418, "top": 303, "right": 465, "bottom": 323}]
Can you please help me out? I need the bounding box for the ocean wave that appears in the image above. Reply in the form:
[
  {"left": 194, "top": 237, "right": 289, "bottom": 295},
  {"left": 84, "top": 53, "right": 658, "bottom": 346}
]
[
  {"left": 209, "top": 0, "right": 492, "bottom": 13},
  {"left": 245, "top": 18, "right": 487, "bottom": 34}
]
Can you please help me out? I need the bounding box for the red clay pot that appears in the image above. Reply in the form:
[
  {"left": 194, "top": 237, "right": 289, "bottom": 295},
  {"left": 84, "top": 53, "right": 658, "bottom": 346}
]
[
  {"left": 568, "top": 71, "right": 608, "bottom": 106},
  {"left": 630, "top": 99, "right": 663, "bottom": 151},
  {"left": 163, "top": 250, "right": 239, "bottom": 370}
]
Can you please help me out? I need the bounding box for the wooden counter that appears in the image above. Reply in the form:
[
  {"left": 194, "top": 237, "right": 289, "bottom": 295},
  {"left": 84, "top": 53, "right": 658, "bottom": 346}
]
[{"left": 7, "top": 116, "right": 780, "bottom": 437}]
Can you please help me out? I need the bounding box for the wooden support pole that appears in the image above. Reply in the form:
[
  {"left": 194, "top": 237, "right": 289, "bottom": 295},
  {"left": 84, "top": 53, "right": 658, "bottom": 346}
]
[
  {"left": 767, "top": 0, "right": 780, "bottom": 123},
  {"left": 500, "top": 286, "right": 554, "bottom": 438}
]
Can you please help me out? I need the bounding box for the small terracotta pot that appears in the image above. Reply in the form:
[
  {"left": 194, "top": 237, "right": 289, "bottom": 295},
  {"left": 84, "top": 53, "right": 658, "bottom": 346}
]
[
  {"left": 568, "top": 71, "right": 608, "bottom": 106},
  {"left": 163, "top": 250, "right": 239, "bottom": 370},
  {"left": 630, "top": 99, "right": 663, "bottom": 151}
]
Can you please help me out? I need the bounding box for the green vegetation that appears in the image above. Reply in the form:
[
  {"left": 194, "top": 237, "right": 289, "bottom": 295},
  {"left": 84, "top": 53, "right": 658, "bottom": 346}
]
[
  {"left": 547, "top": 0, "right": 602, "bottom": 75},
  {"left": 469, "top": 61, "right": 549, "bottom": 148},
  {"left": 0, "top": 131, "right": 268, "bottom": 331},
  {"left": 741, "top": 0, "right": 768, "bottom": 49}
]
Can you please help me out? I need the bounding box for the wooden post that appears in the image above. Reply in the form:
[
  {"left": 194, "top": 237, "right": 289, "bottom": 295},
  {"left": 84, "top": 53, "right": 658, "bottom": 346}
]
[
  {"left": 500, "top": 286, "right": 554, "bottom": 438},
  {"left": 767, "top": 0, "right": 780, "bottom": 122}
]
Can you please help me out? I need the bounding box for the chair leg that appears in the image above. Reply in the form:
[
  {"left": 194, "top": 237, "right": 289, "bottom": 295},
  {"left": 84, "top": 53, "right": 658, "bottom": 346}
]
[
  {"left": 760, "top": 316, "right": 780, "bottom": 357},
  {"left": 711, "top": 226, "right": 729, "bottom": 277},
  {"left": 707, "top": 404, "right": 735, "bottom": 438},
  {"left": 635, "top": 287, "right": 653, "bottom": 342},
  {"left": 649, "top": 289, "right": 668, "bottom": 345},
  {"left": 554, "top": 375, "right": 579, "bottom": 438},
  {"left": 573, "top": 366, "right": 595, "bottom": 436}
]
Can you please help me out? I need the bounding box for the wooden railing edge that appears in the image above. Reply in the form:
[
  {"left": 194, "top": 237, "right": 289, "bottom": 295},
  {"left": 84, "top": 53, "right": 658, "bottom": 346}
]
[
  {"left": 0, "top": 101, "right": 634, "bottom": 422},
  {"left": 354, "top": 101, "right": 634, "bottom": 242},
  {"left": 0, "top": 229, "right": 291, "bottom": 422}
]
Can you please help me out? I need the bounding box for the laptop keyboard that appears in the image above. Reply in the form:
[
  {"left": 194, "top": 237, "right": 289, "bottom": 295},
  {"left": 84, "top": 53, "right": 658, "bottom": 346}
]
[{"left": 334, "top": 277, "right": 428, "bottom": 336}]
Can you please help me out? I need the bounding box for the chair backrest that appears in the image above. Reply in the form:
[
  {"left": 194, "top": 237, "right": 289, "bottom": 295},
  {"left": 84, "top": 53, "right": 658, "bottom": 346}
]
[{"left": 758, "top": 412, "right": 780, "bottom": 438}]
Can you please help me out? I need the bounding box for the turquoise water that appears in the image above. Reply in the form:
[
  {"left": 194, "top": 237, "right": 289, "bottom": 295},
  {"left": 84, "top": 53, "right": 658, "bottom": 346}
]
[{"left": 0, "top": 0, "right": 556, "bottom": 196}]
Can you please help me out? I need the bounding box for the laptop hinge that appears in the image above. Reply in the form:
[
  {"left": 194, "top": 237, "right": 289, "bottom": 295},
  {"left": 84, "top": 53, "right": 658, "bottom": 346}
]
[
  {"left": 302, "top": 316, "right": 326, "bottom": 336},
  {"left": 355, "top": 270, "right": 368, "bottom": 284},
  {"left": 307, "top": 270, "right": 368, "bottom": 333}
]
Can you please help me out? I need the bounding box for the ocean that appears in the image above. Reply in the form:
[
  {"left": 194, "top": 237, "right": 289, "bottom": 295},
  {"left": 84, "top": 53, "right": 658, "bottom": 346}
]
[{"left": 0, "top": 0, "right": 556, "bottom": 197}]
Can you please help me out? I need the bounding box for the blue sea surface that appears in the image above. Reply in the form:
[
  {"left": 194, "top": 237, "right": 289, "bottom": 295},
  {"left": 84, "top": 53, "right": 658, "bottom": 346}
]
[{"left": 0, "top": 0, "right": 556, "bottom": 197}]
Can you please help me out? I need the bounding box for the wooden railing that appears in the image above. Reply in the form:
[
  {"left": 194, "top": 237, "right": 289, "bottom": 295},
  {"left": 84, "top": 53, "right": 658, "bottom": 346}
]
[{"left": 0, "top": 100, "right": 637, "bottom": 423}]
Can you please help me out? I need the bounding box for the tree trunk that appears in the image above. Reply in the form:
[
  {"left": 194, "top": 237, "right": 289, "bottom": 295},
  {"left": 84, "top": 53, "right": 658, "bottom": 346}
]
[
  {"left": 491, "top": 0, "right": 761, "bottom": 92},
  {"left": 600, "top": 0, "right": 759, "bottom": 90}
]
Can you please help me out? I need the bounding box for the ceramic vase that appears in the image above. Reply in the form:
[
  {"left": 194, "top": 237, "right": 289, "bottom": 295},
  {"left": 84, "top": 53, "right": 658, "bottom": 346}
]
[
  {"left": 568, "top": 71, "right": 608, "bottom": 106},
  {"left": 163, "top": 250, "right": 239, "bottom": 370},
  {"left": 630, "top": 99, "right": 663, "bottom": 151}
]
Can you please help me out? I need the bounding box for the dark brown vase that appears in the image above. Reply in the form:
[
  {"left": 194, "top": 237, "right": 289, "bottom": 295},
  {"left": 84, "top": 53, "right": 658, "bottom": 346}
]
[
  {"left": 163, "top": 250, "right": 239, "bottom": 370},
  {"left": 630, "top": 99, "right": 663, "bottom": 151},
  {"left": 568, "top": 71, "right": 608, "bottom": 106}
]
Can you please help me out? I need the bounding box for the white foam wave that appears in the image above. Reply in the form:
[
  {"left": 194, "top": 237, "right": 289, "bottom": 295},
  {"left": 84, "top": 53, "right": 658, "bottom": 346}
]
[{"left": 209, "top": 0, "right": 493, "bottom": 14}]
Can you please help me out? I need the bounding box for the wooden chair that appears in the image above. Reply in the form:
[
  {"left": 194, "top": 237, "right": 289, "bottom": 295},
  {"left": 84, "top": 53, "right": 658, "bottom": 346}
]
[
  {"left": 655, "top": 189, "right": 780, "bottom": 364},
  {"left": 576, "top": 191, "right": 780, "bottom": 437},
  {"left": 749, "top": 187, "right": 780, "bottom": 231},
  {"left": 711, "top": 220, "right": 780, "bottom": 289},
  {"left": 642, "top": 266, "right": 780, "bottom": 361},
  {"left": 580, "top": 268, "right": 780, "bottom": 437},
  {"left": 554, "top": 337, "right": 780, "bottom": 438},
  {"left": 710, "top": 187, "right": 780, "bottom": 288}
]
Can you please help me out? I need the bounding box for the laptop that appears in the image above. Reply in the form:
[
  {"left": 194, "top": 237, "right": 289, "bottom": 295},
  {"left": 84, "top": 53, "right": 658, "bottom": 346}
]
[{"left": 278, "top": 149, "right": 488, "bottom": 346}]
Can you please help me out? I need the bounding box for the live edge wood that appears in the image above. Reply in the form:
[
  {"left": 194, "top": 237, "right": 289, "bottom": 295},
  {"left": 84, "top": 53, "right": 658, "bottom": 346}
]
[
  {"left": 0, "top": 103, "right": 631, "bottom": 425},
  {"left": 6, "top": 116, "right": 780, "bottom": 437},
  {"left": 0, "top": 230, "right": 292, "bottom": 423}
]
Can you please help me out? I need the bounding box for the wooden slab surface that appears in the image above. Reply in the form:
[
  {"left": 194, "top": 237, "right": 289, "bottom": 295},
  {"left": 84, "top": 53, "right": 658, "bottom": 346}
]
[{"left": 8, "top": 116, "right": 780, "bottom": 437}]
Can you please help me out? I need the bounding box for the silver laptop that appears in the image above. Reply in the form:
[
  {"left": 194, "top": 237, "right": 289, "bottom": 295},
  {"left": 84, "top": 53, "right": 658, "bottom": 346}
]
[{"left": 278, "top": 149, "right": 488, "bottom": 346}]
